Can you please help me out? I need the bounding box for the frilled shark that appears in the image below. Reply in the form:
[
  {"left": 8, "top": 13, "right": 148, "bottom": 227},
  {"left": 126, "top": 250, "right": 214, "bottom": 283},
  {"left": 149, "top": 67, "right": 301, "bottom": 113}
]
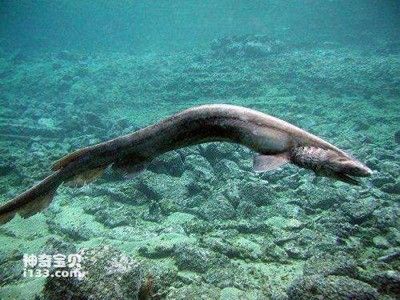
[{"left": 0, "top": 104, "right": 372, "bottom": 224}]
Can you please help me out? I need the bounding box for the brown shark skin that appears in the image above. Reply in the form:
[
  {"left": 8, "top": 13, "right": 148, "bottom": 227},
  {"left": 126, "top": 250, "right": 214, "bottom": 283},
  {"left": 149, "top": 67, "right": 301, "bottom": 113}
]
[
  {"left": 68, "top": 104, "right": 347, "bottom": 164},
  {"left": 0, "top": 104, "right": 370, "bottom": 223}
]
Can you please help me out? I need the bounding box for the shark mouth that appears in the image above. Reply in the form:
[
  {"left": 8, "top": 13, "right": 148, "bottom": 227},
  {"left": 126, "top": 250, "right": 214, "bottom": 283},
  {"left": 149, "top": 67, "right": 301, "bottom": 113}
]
[{"left": 334, "top": 172, "right": 360, "bottom": 185}]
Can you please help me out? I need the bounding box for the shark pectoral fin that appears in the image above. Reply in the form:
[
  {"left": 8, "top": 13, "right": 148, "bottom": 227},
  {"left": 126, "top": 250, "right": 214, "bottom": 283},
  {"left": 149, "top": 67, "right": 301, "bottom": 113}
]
[
  {"left": 64, "top": 166, "right": 106, "bottom": 187},
  {"left": 253, "top": 153, "right": 289, "bottom": 173},
  {"left": 112, "top": 159, "right": 148, "bottom": 179}
]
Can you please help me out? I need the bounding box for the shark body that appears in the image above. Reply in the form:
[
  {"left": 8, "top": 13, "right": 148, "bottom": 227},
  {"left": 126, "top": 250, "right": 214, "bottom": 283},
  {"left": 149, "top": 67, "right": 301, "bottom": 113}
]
[{"left": 0, "top": 104, "right": 372, "bottom": 224}]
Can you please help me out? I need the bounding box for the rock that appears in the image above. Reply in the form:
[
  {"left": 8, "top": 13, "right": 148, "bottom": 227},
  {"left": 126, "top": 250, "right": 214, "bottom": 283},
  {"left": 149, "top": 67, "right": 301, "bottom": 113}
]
[
  {"left": 142, "top": 261, "right": 178, "bottom": 296},
  {"left": 174, "top": 243, "right": 213, "bottom": 273},
  {"left": 167, "top": 283, "right": 220, "bottom": 299},
  {"left": 211, "top": 35, "right": 286, "bottom": 58},
  {"left": 283, "top": 218, "right": 304, "bottom": 230},
  {"left": 57, "top": 50, "right": 79, "bottom": 62},
  {"left": 0, "top": 250, "right": 23, "bottom": 286},
  {"left": 135, "top": 172, "right": 187, "bottom": 205},
  {"left": 43, "top": 245, "right": 144, "bottom": 300},
  {"left": 184, "top": 154, "right": 214, "bottom": 182},
  {"left": 377, "top": 249, "right": 400, "bottom": 263},
  {"left": 203, "top": 237, "right": 243, "bottom": 259},
  {"left": 219, "top": 287, "right": 245, "bottom": 300},
  {"left": 236, "top": 200, "right": 258, "bottom": 218},
  {"left": 373, "top": 270, "right": 400, "bottom": 296},
  {"left": 213, "top": 159, "right": 241, "bottom": 179},
  {"left": 283, "top": 241, "right": 306, "bottom": 259},
  {"left": 261, "top": 241, "right": 289, "bottom": 262},
  {"left": 46, "top": 208, "right": 106, "bottom": 241},
  {"left": 373, "top": 206, "right": 400, "bottom": 230},
  {"left": 303, "top": 252, "right": 358, "bottom": 278},
  {"left": 238, "top": 181, "right": 271, "bottom": 207},
  {"left": 42, "top": 237, "right": 77, "bottom": 255},
  {"left": 372, "top": 235, "right": 390, "bottom": 249},
  {"left": 90, "top": 201, "right": 135, "bottom": 227},
  {"left": 199, "top": 143, "right": 241, "bottom": 164},
  {"left": 0, "top": 161, "right": 16, "bottom": 176},
  {"left": 0, "top": 123, "right": 62, "bottom": 138},
  {"left": 371, "top": 175, "right": 395, "bottom": 189},
  {"left": 387, "top": 227, "right": 400, "bottom": 246},
  {"left": 395, "top": 130, "right": 400, "bottom": 144},
  {"left": 341, "top": 196, "right": 376, "bottom": 224},
  {"left": 0, "top": 260, "right": 23, "bottom": 286},
  {"left": 149, "top": 151, "right": 185, "bottom": 177},
  {"left": 89, "top": 186, "right": 135, "bottom": 205},
  {"left": 198, "top": 194, "right": 236, "bottom": 221},
  {"left": 222, "top": 179, "right": 241, "bottom": 207},
  {"left": 287, "top": 275, "right": 379, "bottom": 300},
  {"left": 139, "top": 241, "right": 175, "bottom": 259},
  {"left": 382, "top": 181, "right": 400, "bottom": 194},
  {"left": 231, "top": 237, "right": 263, "bottom": 260},
  {"left": 142, "top": 200, "right": 164, "bottom": 222}
]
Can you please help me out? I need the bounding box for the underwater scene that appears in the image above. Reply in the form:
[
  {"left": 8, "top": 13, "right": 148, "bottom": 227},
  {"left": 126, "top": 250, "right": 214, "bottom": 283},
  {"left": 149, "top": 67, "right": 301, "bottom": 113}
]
[{"left": 0, "top": 0, "right": 400, "bottom": 299}]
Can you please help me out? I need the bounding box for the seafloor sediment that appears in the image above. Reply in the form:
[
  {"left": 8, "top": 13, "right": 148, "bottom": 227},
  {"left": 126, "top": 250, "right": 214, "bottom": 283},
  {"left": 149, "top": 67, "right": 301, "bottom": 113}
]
[{"left": 0, "top": 37, "right": 400, "bottom": 299}]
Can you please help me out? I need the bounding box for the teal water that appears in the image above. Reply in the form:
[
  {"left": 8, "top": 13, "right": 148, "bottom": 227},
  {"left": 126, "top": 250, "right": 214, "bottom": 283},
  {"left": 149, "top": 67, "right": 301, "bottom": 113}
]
[{"left": 0, "top": 1, "right": 400, "bottom": 299}]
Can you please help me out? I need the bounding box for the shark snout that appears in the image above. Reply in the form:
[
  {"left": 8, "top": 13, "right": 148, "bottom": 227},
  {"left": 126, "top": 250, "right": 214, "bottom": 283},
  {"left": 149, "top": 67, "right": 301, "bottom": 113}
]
[
  {"left": 346, "top": 159, "right": 373, "bottom": 177},
  {"left": 360, "top": 165, "right": 373, "bottom": 177}
]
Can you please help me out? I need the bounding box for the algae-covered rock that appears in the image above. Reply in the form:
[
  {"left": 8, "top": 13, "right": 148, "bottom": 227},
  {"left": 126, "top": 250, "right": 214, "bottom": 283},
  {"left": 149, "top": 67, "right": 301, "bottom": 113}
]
[
  {"left": 238, "top": 180, "right": 271, "bottom": 207},
  {"left": 372, "top": 235, "right": 390, "bottom": 249},
  {"left": 174, "top": 243, "right": 214, "bottom": 273},
  {"left": 43, "top": 245, "right": 144, "bottom": 300},
  {"left": 184, "top": 154, "right": 214, "bottom": 182},
  {"left": 287, "top": 275, "right": 379, "bottom": 300},
  {"left": 211, "top": 35, "right": 286, "bottom": 58},
  {"left": 373, "top": 206, "right": 400, "bottom": 230},
  {"left": 382, "top": 181, "right": 400, "bottom": 195},
  {"left": 42, "top": 236, "right": 77, "bottom": 255},
  {"left": 282, "top": 240, "right": 307, "bottom": 259},
  {"left": 0, "top": 260, "right": 23, "bottom": 286},
  {"left": 303, "top": 251, "right": 358, "bottom": 277},
  {"left": 198, "top": 194, "right": 236, "bottom": 221},
  {"left": 219, "top": 287, "right": 247, "bottom": 300},
  {"left": 213, "top": 159, "right": 242, "bottom": 180},
  {"left": 199, "top": 143, "right": 243, "bottom": 164},
  {"left": 47, "top": 207, "right": 106, "bottom": 241},
  {"left": 0, "top": 250, "right": 23, "bottom": 286},
  {"left": 167, "top": 283, "right": 221, "bottom": 300},
  {"left": 373, "top": 270, "right": 400, "bottom": 297},
  {"left": 148, "top": 150, "right": 185, "bottom": 177},
  {"left": 341, "top": 196, "right": 376, "bottom": 224},
  {"left": 236, "top": 200, "right": 258, "bottom": 218},
  {"left": 395, "top": 130, "right": 400, "bottom": 144}
]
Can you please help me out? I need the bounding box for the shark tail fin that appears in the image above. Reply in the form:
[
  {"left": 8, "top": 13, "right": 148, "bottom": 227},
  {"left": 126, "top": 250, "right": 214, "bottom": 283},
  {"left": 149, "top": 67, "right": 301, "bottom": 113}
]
[
  {"left": 0, "top": 164, "right": 108, "bottom": 225},
  {"left": 0, "top": 171, "right": 62, "bottom": 225},
  {"left": 0, "top": 145, "right": 110, "bottom": 225}
]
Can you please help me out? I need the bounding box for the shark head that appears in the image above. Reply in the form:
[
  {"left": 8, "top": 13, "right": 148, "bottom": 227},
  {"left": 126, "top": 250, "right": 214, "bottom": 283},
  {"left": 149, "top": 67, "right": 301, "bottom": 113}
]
[{"left": 291, "top": 146, "right": 373, "bottom": 185}]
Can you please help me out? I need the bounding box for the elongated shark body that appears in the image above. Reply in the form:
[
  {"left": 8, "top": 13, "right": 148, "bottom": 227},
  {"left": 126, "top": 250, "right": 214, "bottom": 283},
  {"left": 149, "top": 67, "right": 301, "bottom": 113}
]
[{"left": 0, "top": 104, "right": 372, "bottom": 224}]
